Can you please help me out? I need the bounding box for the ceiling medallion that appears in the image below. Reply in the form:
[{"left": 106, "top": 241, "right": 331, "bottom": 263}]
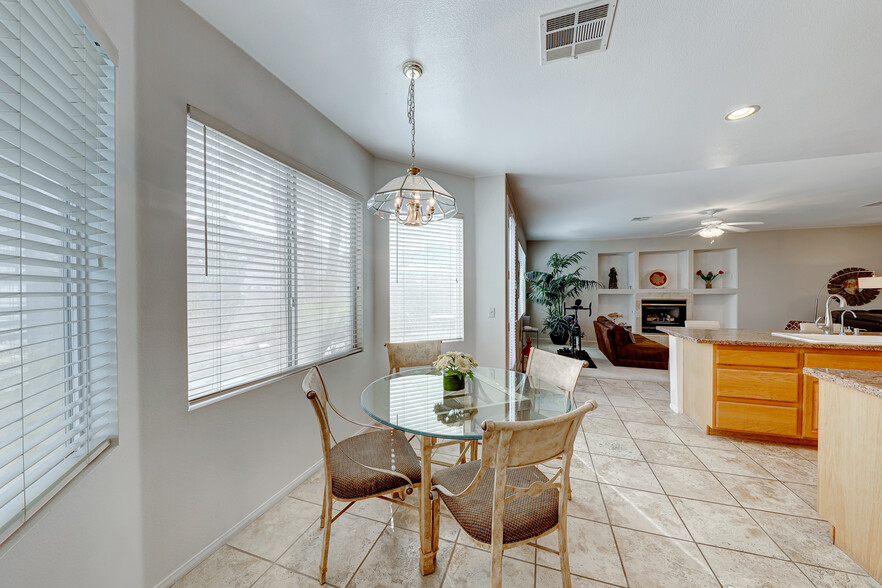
[{"left": 368, "top": 61, "right": 456, "bottom": 226}]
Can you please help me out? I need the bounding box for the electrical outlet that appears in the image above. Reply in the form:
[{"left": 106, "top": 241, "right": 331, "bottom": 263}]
[{"left": 488, "top": 307, "right": 496, "bottom": 318}]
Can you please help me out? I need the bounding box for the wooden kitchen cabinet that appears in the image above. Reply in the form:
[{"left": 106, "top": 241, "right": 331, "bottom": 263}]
[{"left": 712, "top": 346, "right": 882, "bottom": 442}]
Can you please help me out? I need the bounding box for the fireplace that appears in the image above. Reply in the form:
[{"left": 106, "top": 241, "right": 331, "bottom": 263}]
[{"left": 641, "top": 299, "right": 687, "bottom": 333}]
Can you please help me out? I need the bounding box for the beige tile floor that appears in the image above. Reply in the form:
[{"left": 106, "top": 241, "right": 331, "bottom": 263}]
[{"left": 173, "top": 376, "right": 882, "bottom": 588}]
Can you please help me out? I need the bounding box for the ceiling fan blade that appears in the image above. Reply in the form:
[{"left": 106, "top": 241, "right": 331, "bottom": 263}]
[
  {"left": 719, "top": 224, "right": 750, "bottom": 233},
  {"left": 724, "top": 221, "right": 764, "bottom": 226},
  {"left": 688, "top": 230, "right": 704, "bottom": 238},
  {"left": 664, "top": 227, "right": 703, "bottom": 236}
]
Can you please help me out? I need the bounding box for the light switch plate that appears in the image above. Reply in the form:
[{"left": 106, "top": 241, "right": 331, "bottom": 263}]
[{"left": 488, "top": 307, "right": 496, "bottom": 318}]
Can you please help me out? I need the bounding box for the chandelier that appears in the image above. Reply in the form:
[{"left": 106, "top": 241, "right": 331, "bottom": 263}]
[{"left": 368, "top": 61, "right": 456, "bottom": 226}]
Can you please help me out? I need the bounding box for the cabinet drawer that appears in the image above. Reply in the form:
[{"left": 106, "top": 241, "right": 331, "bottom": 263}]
[
  {"left": 716, "top": 347, "right": 799, "bottom": 369},
  {"left": 717, "top": 368, "right": 799, "bottom": 403},
  {"left": 716, "top": 401, "right": 799, "bottom": 436},
  {"left": 804, "top": 352, "right": 882, "bottom": 370}
]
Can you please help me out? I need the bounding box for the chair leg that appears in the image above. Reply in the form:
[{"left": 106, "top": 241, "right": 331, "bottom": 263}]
[
  {"left": 490, "top": 539, "right": 504, "bottom": 588},
  {"left": 470, "top": 440, "right": 479, "bottom": 461},
  {"left": 558, "top": 518, "right": 572, "bottom": 588},
  {"left": 320, "top": 491, "right": 332, "bottom": 584},
  {"left": 320, "top": 490, "right": 327, "bottom": 528},
  {"left": 567, "top": 487, "right": 573, "bottom": 501}
]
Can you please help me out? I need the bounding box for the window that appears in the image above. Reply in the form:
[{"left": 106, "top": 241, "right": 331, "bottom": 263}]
[
  {"left": 389, "top": 218, "right": 463, "bottom": 343},
  {"left": 508, "top": 212, "right": 517, "bottom": 368},
  {"left": 0, "top": 0, "right": 116, "bottom": 543},
  {"left": 185, "top": 115, "right": 363, "bottom": 404},
  {"left": 518, "top": 242, "right": 526, "bottom": 319}
]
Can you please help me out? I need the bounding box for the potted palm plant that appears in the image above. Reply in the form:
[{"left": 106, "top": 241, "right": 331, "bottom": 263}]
[{"left": 526, "top": 251, "right": 600, "bottom": 345}]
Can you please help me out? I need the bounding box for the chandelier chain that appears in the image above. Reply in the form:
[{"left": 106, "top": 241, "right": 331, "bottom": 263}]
[{"left": 407, "top": 76, "right": 416, "bottom": 168}]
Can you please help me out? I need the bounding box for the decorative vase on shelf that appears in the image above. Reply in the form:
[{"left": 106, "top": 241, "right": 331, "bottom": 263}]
[
  {"left": 705, "top": 282, "right": 712, "bottom": 289},
  {"left": 443, "top": 373, "right": 465, "bottom": 392}
]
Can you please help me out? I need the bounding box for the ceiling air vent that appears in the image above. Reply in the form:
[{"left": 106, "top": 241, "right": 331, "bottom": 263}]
[{"left": 541, "top": 0, "right": 617, "bottom": 64}]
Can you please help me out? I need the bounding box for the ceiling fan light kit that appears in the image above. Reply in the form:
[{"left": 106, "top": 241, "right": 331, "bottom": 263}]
[
  {"left": 368, "top": 61, "right": 457, "bottom": 226},
  {"left": 665, "top": 208, "right": 764, "bottom": 240}
]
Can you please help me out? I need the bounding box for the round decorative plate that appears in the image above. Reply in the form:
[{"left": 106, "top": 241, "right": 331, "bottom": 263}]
[
  {"left": 827, "top": 267, "right": 879, "bottom": 306},
  {"left": 648, "top": 270, "right": 668, "bottom": 289}
]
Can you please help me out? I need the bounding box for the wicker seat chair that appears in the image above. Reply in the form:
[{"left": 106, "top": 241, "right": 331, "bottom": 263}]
[
  {"left": 302, "top": 367, "right": 422, "bottom": 584},
  {"left": 431, "top": 399, "right": 598, "bottom": 588},
  {"left": 385, "top": 340, "right": 443, "bottom": 373}
]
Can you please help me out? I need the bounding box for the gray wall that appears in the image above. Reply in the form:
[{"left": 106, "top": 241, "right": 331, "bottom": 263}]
[
  {"left": 528, "top": 225, "right": 882, "bottom": 339},
  {"left": 133, "top": 0, "right": 382, "bottom": 585},
  {"left": 475, "top": 176, "right": 509, "bottom": 369}
]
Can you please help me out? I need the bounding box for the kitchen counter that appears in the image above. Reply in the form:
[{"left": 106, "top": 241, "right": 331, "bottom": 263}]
[
  {"left": 803, "top": 368, "right": 882, "bottom": 399},
  {"left": 662, "top": 328, "right": 882, "bottom": 444},
  {"left": 658, "top": 327, "right": 882, "bottom": 351},
  {"left": 813, "top": 369, "right": 882, "bottom": 582}
]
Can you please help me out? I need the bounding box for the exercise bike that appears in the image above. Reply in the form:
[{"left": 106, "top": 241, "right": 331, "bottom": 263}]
[{"left": 557, "top": 299, "right": 592, "bottom": 364}]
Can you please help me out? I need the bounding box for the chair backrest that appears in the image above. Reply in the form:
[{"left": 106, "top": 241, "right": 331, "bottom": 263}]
[
  {"left": 481, "top": 400, "right": 598, "bottom": 470},
  {"left": 524, "top": 348, "right": 582, "bottom": 400},
  {"left": 385, "top": 340, "right": 442, "bottom": 373},
  {"left": 302, "top": 367, "right": 334, "bottom": 471},
  {"left": 684, "top": 320, "right": 721, "bottom": 329}
]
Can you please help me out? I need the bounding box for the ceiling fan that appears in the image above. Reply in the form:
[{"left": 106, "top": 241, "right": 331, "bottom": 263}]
[{"left": 665, "top": 209, "right": 764, "bottom": 239}]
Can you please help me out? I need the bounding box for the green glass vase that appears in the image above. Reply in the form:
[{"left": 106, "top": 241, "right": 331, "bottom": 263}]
[{"left": 443, "top": 373, "right": 465, "bottom": 391}]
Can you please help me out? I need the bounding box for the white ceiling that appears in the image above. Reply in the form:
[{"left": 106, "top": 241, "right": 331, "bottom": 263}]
[{"left": 180, "top": 0, "right": 882, "bottom": 240}]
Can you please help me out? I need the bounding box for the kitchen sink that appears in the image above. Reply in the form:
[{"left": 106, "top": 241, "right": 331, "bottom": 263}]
[{"left": 771, "top": 332, "right": 882, "bottom": 345}]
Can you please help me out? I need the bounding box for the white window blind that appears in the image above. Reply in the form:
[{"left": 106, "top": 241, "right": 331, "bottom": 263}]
[
  {"left": 389, "top": 218, "right": 463, "bottom": 343},
  {"left": 0, "top": 0, "right": 116, "bottom": 544},
  {"left": 508, "top": 213, "right": 517, "bottom": 368},
  {"left": 517, "top": 242, "right": 526, "bottom": 319},
  {"left": 186, "top": 117, "right": 363, "bottom": 403}
]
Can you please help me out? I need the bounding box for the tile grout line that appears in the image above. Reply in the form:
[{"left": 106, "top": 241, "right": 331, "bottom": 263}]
[
  {"left": 582, "top": 399, "right": 631, "bottom": 588},
  {"left": 621, "top": 379, "right": 723, "bottom": 588},
  {"left": 343, "top": 504, "right": 397, "bottom": 588}
]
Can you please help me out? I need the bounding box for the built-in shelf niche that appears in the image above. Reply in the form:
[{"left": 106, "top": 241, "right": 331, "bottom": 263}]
[
  {"left": 597, "top": 252, "right": 634, "bottom": 290},
  {"left": 693, "top": 248, "right": 738, "bottom": 290},
  {"left": 638, "top": 250, "right": 689, "bottom": 290},
  {"left": 692, "top": 293, "right": 738, "bottom": 328},
  {"left": 596, "top": 292, "right": 636, "bottom": 329},
  {"left": 593, "top": 246, "right": 739, "bottom": 332}
]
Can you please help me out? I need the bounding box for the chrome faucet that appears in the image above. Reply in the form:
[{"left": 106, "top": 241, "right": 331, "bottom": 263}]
[
  {"left": 816, "top": 294, "right": 846, "bottom": 334},
  {"left": 840, "top": 310, "right": 856, "bottom": 336}
]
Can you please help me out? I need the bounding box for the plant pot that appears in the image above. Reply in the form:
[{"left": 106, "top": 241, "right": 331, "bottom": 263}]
[
  {"left": 550, "top": 330, "right": 569, "bottom": 345},
  {"left": 705, "top": 282, "right": 713, "bottom": 289},
  {"left": 443, "top": 373, "right": 465, "bottom": 391}
]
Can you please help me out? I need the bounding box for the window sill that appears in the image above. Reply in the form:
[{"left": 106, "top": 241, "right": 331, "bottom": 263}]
[{"left": 187, "top": 348, "right": 364, "bottom": 411}]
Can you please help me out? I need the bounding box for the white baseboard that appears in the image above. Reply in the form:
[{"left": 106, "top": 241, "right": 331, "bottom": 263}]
[{"left": 153, "top": 459, "right": 324, "bottom": 588}]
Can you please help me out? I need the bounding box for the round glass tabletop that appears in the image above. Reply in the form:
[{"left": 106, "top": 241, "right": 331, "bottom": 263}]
[{"left": 361, "top": 366, "right": 573, "bottom": 440}]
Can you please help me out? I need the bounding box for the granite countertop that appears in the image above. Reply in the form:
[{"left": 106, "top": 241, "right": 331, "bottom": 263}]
[
  {"left": 657, "top": 327, "right": 882, "bottom": 351},
  {"left": 803, "top": 368, "right": 882, "bottom": 399}
]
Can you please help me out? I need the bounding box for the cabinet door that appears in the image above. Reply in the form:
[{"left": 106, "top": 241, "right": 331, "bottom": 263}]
[
  {"left": 803, "top": 376, "right": 819, "bottom": 439},
  {"left": 716, "top": 401, "right": 800, "bottom": 437},
  {"left": 803, "top": 351, "right": 882, "bottom": 440}
]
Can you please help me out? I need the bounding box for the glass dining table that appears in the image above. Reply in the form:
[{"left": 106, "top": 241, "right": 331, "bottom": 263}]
[{"left": 361, "top": 366, "right": 573, "bottom": 575}]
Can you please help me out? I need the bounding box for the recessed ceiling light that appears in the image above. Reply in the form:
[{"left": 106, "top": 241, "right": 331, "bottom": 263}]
[
  {"left": 631, "top": 216, "right": 651, "bottom": 221},
  {"left": 725, "top": 105, "right": 760, "bottom": 121}
]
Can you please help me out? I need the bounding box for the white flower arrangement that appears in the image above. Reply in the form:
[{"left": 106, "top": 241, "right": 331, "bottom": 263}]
[{"left": 433, "top": 351, "right": 477, "bottom": 380}]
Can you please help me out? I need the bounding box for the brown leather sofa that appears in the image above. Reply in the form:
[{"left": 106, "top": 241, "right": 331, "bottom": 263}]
[
  {"left": 832, "top": 309, "right": 882, "bottom": 333},
  {"left": 594, "top": 316, "right": 669, "bottom": 370}
]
